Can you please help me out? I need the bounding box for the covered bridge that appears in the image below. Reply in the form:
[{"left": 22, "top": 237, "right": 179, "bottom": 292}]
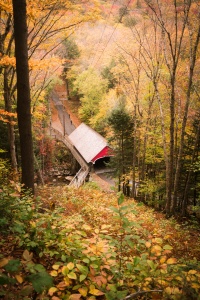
[{"left": 68, "top": 123, "right": 112, "bottom": 165}]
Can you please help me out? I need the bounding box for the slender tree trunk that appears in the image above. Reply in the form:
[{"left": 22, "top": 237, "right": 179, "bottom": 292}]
[
  {"left": 12, "top": 0, "right": 34, "bottom": 193},
  {"left": 132, "top": 104, "right": 136, "bottom": 198},
  {"left": 34, "top": 154, "right": 44, "bottom": 186},
  {"left": 182, "top": 121, "right": 200, "bottom": 216},
  {"left": 165, "top": 72, "right": 176, "bottom": 215},
  {"left": 4, "top": 68, "right": 18, "bottom": 173},
  {"left": 172, "top": 21, "right": 200, "bottom": 213}
]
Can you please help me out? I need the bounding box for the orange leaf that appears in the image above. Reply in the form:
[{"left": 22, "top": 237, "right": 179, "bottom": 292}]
[{"left": 166, "top": 258, "right": 177, "bottom": 265}]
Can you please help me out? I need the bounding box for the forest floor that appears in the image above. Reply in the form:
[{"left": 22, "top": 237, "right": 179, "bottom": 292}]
[
  {"left": 36, "top": 185, "right": 200, "bottom": 261},
  {"left": 1, "top": 185, "right": 200, "bottom": 298}
]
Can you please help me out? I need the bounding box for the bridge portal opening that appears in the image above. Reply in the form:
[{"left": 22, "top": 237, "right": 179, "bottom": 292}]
[{"left": 93, "top": 156, "right": 110, "bottom": 171}]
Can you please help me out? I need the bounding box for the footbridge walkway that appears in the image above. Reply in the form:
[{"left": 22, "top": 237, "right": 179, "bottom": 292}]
[{"left": 50, "top": 127, "right": 90, "bottom": 188}]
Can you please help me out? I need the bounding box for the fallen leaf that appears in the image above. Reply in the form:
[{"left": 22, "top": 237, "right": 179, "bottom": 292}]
[
  {"left": 15, "top": 274, "right": 23, "bottom": 283},
  {"left": 0, "top": 258, "right": 9, "bottom": 268},
  {"left": 48, "top": 287, "right": 58, "bottom": 296},
  {"left": 166, "top": 258, "right": 177, "bottom": 265}
]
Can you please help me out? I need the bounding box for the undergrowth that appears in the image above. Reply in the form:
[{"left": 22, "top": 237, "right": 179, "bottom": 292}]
[{"left": 0, "top": 182, "right": 200, "bottom": 299}]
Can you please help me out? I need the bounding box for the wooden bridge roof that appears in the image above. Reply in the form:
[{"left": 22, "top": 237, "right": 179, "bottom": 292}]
[{"left": 68, "top": 123, "right": 109, "bottom": 164}]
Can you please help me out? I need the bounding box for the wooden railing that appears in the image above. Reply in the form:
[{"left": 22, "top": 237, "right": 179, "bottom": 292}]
[{"left": 50, "top": 127, "right": 90, "bottom": 187}]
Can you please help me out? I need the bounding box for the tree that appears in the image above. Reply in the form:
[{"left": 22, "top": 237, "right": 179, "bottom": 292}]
[
  {"left": 61, "top": 37, "right": 80, "bottom": 99},
  {"left": 73, "top": 67, "right": 108, "bottom": 124},
  {"left": 12, "top": 0, "right": 34, "bottom": 193},
  {"left": 143, "top": 0, "right": 200, "bottom": 215},
  {"left": 107, "top": 101, "right": 134, "bottom": 196}
]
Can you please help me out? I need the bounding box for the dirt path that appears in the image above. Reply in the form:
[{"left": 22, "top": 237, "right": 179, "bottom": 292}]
[{"left": 51, "top": 83, "right": 81, "bottom": 130}]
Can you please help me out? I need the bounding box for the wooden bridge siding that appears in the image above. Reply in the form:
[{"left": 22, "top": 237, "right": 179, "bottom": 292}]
[{"left": 50, "top": 127, "right": 90, "bottom": 188}]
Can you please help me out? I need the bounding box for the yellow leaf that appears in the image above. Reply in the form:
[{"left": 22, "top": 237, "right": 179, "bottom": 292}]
[
  {"left": 62, "top": 266, "right": 69, "bottom": 275},
  {"left": 157, "top": 279, "right": 167, "bottom": 286},
  {"left": 89, "top": 284, "right": 95, "bottom": 291},
  {"left": 153, "top": 245, "right": 162, "bottom": 252},
  {"left": 164, "top": 234, "right": 171, "bottom": 240},
  {"left": 188, "top": 270, "right": 197, "bottom": 275},
  {"left": 64, "top": 277, "right": 72, "bottom": 286},
  {"left": 48, "top": 287, "right": 58, "bottom": 296},
  {"left": 101, "top": 224, "right": 110, "bottom": 229},
  {"left": 30, "top": 221, "right": 36, "bottom": 227},
  {"left": 154, "top": 238, "right": 163, "bottom": 244},
  {"left": 173, "top": 287, "right": 181, "bottom": 294},
  {"left": 82, "top": 224, "right": 92, "bottom": 231},
  {"left": 67, "top": 262, "right": 75, "bottom": 270},
  {"left": 175, "top": 276, "right": 182, "bottom": 281},
  {"left": 0, "top": 258, "right": 9, "bottom": 268},
  {"left": 67, "top": 271, "right": 77, "bottom": 279},
  {"left": 160, "top": 256, "right": 167, "bottom": 264},
  {"left": 89, "top": 285, "right": 104, "bottom": 296},
  {"left": 52, "top": 264, "right": 60, "bottom": 270},
  {"left": 165, "top": 287, "right": 173, "bottom": 294},
  {"left": 15, "top": 275, "right": 23, "bottom": 283},
  {"left": 78, "top": 287, "right": 88, "bottom": 297},
  {"left": 192, "top": 283, "right": 200, "bottom": 289},
  {"left": 145, "top": 241, "right": 151, "bottom": 248},
  {"left": 50, "top": 270, "right": 58, "bottom": 277},
  {"left": 94, "top": 229, "right": 99, "bottom": 234},
  {"left": 69, "top": 294, "right": 82, "bottom": 300},
  {"left": 166, "top": 258, "right": 177, "bottom": 265},
  {"left": 186, "top": 276, "right": 191, "bottom": 282},
  {"left": 145, "top": 277, "right": 152, "bottom": 282}
]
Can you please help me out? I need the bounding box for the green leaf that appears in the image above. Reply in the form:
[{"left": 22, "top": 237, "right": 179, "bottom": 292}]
[
  {"left": 120, "top": 206, "right": 129, "bottom": 211},
  {"left": 133, "top": 257, "right": 140, "bottom": 267},
  {"left": 19, "top": 285, "right": 33, "bottom": 296},
  {"left": 61, "top": 255, "right": 67, "bottom": 262},
  {"left": 109, "top": 206, "right": 119, "bottom": 213},
  {"left": 117, "top": 193, "right": 124, "bottom": 205},
  {"left": 116, "top": 290, "right": 128, "bottom": 299},
  {"left": 127, "top": 240, "right": 134, "bottom": 248},
  {"left": 27, "top": 272, "right": 53, "bottom": 293},
  {"left": 107, "top": 284, "right": 117, "bottom": 292},
  {"left": 0, "top": 274, "right": 14, "bottom": 285},
  {"left": 126, "top": 263, "right": 133, "bottom": 271},
  {"left": 73, "top": 284, "right": 82, "bottom": 290},
  {"left": 76, "top": 264, "right": 89, "bottom": 275},
  {"left": 163, "top": 244, "right": 173, "bottom": 250},
  {"left": 90, "top": 264, "right": 98, "bottom": 269},
  {"left": 33, "top": 264, "right": 46, "bottom": 272},
  {"left": 79, "top": 274, "right": 87, "bottom": 282},
  {"left": 147, "top": 260, "right": 155, "bottom": 270},
  {"left": 4, "top": 259, "right": 21, "bottom": 273}
]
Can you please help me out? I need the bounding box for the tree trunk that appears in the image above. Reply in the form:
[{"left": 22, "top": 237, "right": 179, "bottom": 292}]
[
  {"left": 12, "top": 0, "right": 34, "bottom": 193},
  {"left": 4, "top": 67, "right": 18, "bottom": 173},
  {"left": 165, "top": 72, "right": 176, "bottom": 215},
  {"left": 182, "top": 121, "right": 200, "bottom": 216},
  {"left": 172, "top": 20, "right": 200, "bottom": 213}
]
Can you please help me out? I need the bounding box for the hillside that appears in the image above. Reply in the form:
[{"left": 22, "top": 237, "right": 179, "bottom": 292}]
[{"left": 0, "top": 183, "right": 200, "bottom": 299}]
